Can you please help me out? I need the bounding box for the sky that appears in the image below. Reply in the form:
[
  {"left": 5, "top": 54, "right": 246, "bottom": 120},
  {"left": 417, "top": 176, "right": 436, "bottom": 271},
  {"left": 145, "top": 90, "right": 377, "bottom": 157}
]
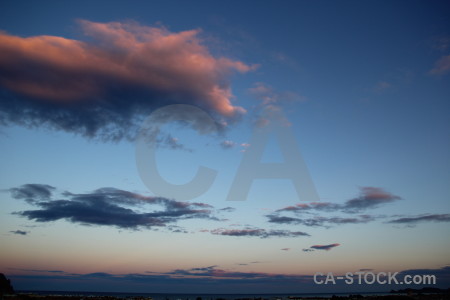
[{"left": 0, "top": 0, "right": 449, "bottom": 294}]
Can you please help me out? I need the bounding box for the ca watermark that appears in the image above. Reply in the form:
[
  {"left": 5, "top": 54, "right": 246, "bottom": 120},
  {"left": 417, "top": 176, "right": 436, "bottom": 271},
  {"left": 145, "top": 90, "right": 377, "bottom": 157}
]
[
  {"left": 314, "top": 272, "right": 437, "bottom": 285},
  {"left": 135, "top": 104, "right": 319, "bottom": 201}
]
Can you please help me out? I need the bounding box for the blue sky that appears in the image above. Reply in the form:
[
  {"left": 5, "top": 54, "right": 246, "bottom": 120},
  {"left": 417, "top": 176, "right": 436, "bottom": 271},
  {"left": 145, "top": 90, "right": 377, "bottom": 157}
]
[{"left": 0, "top": 0, "right": 449, "bottom": 294}]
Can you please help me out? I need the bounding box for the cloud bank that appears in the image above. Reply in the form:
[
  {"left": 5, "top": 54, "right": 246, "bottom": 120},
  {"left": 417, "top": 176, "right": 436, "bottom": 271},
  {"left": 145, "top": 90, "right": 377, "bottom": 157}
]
[{"left": 275, "top": 187, "right": 401, "bottom": 215}]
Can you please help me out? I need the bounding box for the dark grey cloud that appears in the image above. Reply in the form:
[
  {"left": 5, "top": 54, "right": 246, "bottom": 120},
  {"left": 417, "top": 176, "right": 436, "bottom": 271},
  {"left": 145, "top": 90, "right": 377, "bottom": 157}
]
[
  {"left": 9, "top": 184, "right": 55, "bottom": 203},
  {"left": 398, "top": 265, "right": 450, "bottom": 280},
  {"left": 0, "top": 20, "right": 253, "bottom": 142},
  {"left": 303, "top": 243, "right": 341, "bottom": 252},
  {"left": 156, "top": 134, "right": 192, "bottom": 152},
  {"left": 10, "top": 185, "right": 217, "bottom": 230},
  {"left": 275, "top": 187, "right": 401, "bottom": 215},
  {"left": 219, "top": 140, "right": 236, "bottom": 149},
  {"left": 9, "top": 230, "right": 28, "bottom": 235},
  {"left": 388, "top": 214, "right": 450, "bottom": 224},
  {"left": 210, "top": 228, "right": 309, "bottom": 238}
]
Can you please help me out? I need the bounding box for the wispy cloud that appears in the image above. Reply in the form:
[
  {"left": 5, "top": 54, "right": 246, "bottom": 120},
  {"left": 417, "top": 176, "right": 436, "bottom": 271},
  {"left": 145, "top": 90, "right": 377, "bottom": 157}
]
[
  {"left": 429, "top": 55, "right": 450, "bottom": 76},
  {"left": 268, "top": 214, "right": 376, "bottom": 228},
  {"left": 9, "top": 184, "right": 218, "bottom": 230},
  {"left": 310, "top": 243, "right": 340, "bottom": 251},
  {"left": 431, "top": 35, "right": 450, "bottom": 52},
  {"left": 267, "top": 187, "right": 399, "bottom": 228},
  {"left": 219, "top": 140, "right": 237, "bottom": 149},
  {"left": 8, "top": 268, "right": 64, "bottom": 273},
  {"left": 210, "top": 228, "right": 309, "bottom": 238},
  {"left": 7, "top": 267, "right": 315, "bottom": 292},
  {"left": 247, "top": 82, "right": 303, "bottom": 128},
  {"left": 7, "top": 265, "right": 450, "bottom": 293},
  {"left": 0, "top": 20, "right": 255, "bottom": 141},
  {"left": 158, "top": 134, "right": 192, "bottom": 152}
]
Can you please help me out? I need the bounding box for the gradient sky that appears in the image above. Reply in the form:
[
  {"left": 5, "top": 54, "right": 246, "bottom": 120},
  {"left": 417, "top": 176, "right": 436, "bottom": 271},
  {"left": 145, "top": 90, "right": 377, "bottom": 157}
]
[{"left": 0, "top": 0, "right": 449, "bottom": 294}]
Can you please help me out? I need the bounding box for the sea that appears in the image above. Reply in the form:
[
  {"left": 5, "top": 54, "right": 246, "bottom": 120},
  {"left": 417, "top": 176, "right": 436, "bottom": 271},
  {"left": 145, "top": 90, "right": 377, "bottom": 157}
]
[{"left": 16, "top": 291, "right": 396, "bottom": 300}]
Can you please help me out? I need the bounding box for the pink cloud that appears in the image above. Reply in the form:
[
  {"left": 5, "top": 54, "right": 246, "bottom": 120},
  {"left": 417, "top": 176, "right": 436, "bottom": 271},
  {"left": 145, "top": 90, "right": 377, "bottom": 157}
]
[{"left": 0, "top": 20, "right": 256, "bottom": 140}]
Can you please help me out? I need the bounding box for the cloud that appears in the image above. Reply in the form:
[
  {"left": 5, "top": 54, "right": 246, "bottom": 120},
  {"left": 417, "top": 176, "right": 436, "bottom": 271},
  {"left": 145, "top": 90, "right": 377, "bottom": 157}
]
[
  {"left": 248, "top": 82, "right": 304, "bottom": 105},
  {"left": 342, "top": 187, "right": 401, "bottom": 213},
  {"left": 8, "top": 184, "right": 55, "bottom": 203},
  {"left": 8, "top": 267, "right": 315, "bottom": 293},
  {"left": 303, "top": 243, "right": 341, "bottom": 252},
  {"left": 0, "top": 20, "right": 255, "bottom": 141},
  {"left": 160, "top": 265, "right": 310, "bottom": 281},
  {"left": 219, "top": 207, "right": 236, "bottom": 212},
  {"left": 310, "top": 243, "right": 340, "bottom": 251},
  {"left": 432, "top": 36, "right": 450, "bottom": 52},
  {"left": 266, "top": 215, "right": 303, "bottom": 224},
  {"left": 247, "top": 82, "right": 303, "bottom": 128},
  {"left": 387, "top": 214, "right": 450, "bottom": 225},
  {"left": 9, "top": 184, "right": 218, "bottom": 229},
  {"left": 158, "top": 134, "right": 192, "bottom": 152},
  {"left": 236, "top": 261, "right": 262, "bottom": 266},
  {"left": 266, "top": 187, "right": 398, "bottom": 228},
  {"left": 398, "top": 265, "right": 450, "bottom": 280},
  {"left": 8, "top": 265, "right": 450, "bottom": 293},
  {"left": 429, "top": 55, "right": 450, "bottom": 75},
  {"left": 8, "top": 268, "right": 64, "bottom": 273},
  {"left": 210, "top": 228, "right": 309, "bottom": 238},
  {"left": 302, "top": 248, "right": 314, "bottom": 252},
  {"left": 10, "top": 230, "right": 28, "bottom": 235},
  {"left": 274, "top": 187, "right": 400, "bottom": 215},
  {"left": 220, "top": 140, "right": 236, "bottom": 149},
  {"left": 374, "top": 81, "right": 391, "bottom": 92},
  {"left": 240, "top": 142, "right": 250, "bottom": 152},
  {"left": 268, "top": 214, "right": 376, "bottom": 228}
]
